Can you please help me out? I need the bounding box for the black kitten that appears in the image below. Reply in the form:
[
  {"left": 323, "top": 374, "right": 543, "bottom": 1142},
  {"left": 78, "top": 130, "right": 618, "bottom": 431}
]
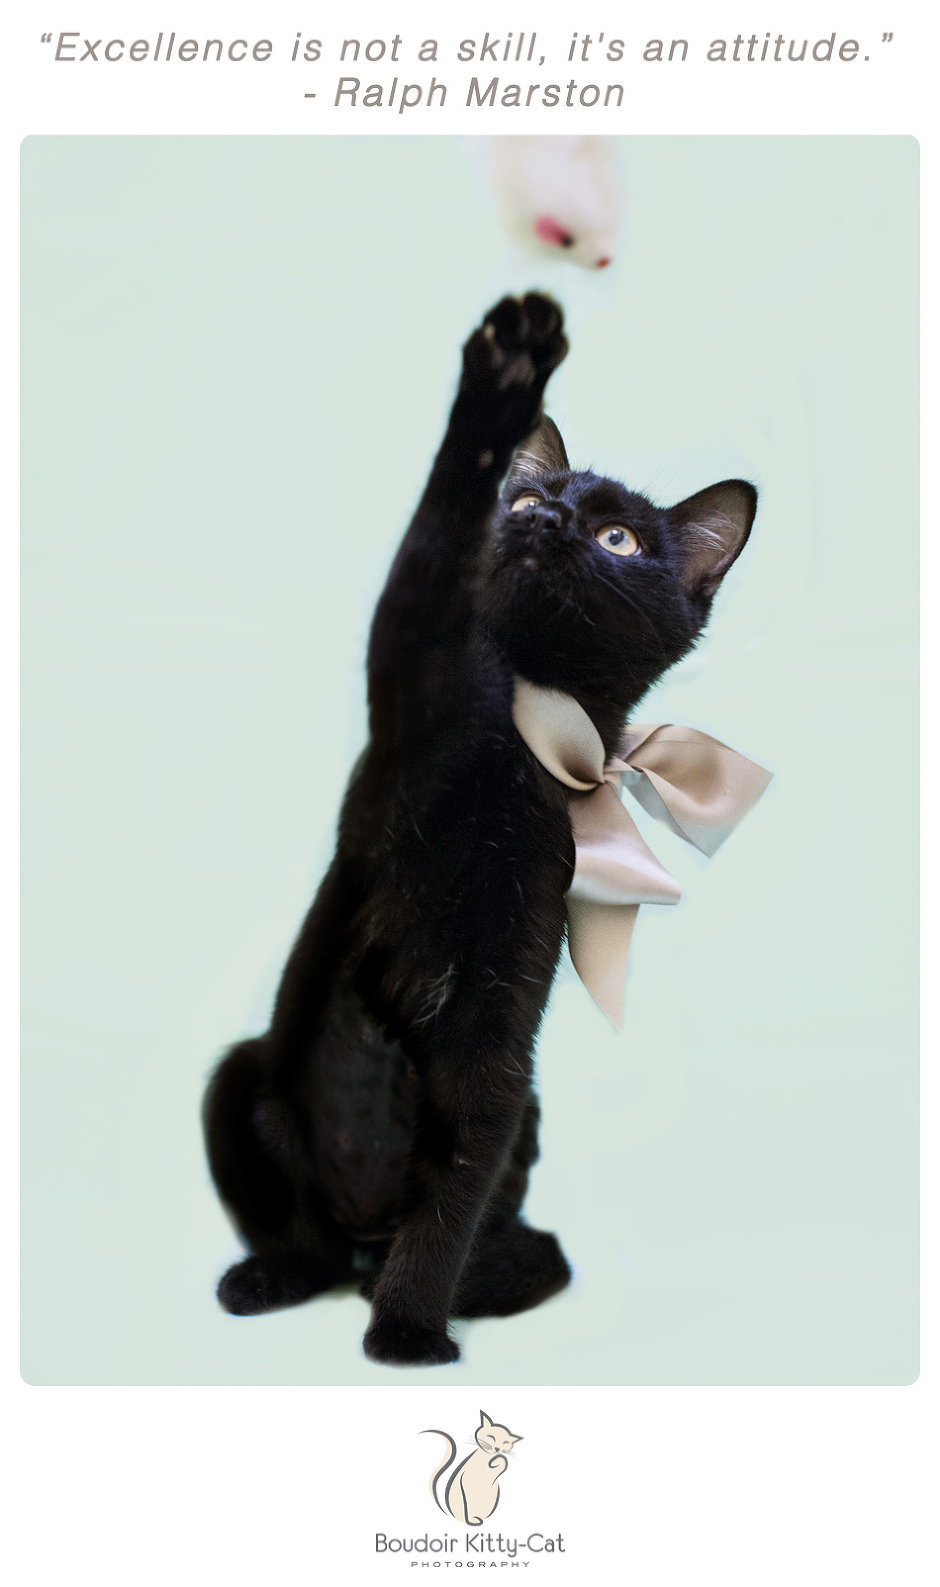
[{"left": 203, "top": 294, "right": 756, "bottom": 1367}]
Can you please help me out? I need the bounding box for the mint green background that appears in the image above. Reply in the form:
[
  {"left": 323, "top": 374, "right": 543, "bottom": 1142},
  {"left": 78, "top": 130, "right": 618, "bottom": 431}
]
[{"left": 21, "top": 137, "right": 918, "bottom": 1385}]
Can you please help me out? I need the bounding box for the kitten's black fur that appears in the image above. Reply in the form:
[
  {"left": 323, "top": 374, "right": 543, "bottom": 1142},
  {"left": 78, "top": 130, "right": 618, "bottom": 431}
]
[{"left": 203, "top": 295, "right": 757, "bottom": 1366}]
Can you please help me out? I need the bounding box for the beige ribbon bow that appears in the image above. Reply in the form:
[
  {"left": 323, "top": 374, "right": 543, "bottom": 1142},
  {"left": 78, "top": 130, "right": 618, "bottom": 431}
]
[{"left": 512, "top": 677, "right": 773, "bottom": 1028}]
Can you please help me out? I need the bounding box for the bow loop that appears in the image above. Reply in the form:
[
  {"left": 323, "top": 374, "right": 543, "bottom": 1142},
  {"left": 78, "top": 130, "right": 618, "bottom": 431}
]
[
  {"left": 620, "top": 723, "right": 772, "bottom": 858},
  {"left": 512, "top": 679, "right": 772, "bottom": 1028},
  {"left": 568, "top": 783, "right": 681, "bottom": 908},
  {"left": 511, "top": 678, "right": 607, "bottom": 790}
]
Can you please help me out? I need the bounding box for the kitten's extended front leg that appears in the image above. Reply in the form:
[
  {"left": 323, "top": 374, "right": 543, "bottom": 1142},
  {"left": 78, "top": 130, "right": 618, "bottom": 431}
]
[
  {"left": 367, "top": 294, "right": 568, "bottom": 745},
  {"left": 447, "top": 292, "right": 569, "bottom": 489},
  {"left": 362, "top": 1051, "right": 531, "bottom": 1366}
]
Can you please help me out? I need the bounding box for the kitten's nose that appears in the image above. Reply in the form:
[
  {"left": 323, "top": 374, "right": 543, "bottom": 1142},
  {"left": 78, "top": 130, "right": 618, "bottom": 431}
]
[{"left": 527, "top": 503, "right": 572, "bottom": 536}]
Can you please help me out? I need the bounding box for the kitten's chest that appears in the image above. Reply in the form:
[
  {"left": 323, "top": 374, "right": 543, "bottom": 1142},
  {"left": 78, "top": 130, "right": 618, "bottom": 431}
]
[
  {"left": 353, "top": 729, "right": 574, "bottom": 997},
  {"left": 400, "top": 736, "right": 574, "bottom": 899}
]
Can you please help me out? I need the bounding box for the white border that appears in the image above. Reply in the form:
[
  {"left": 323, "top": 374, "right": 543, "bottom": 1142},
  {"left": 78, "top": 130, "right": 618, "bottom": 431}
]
[{"left": 7, "top": 3, "right": 935, "bottom": 1582}]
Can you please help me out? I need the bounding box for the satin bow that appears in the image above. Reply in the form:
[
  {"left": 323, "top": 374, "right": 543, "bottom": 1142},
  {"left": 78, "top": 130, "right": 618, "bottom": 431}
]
[{"left": 512, "top": 677, "right": 773, "bottom": 1028}]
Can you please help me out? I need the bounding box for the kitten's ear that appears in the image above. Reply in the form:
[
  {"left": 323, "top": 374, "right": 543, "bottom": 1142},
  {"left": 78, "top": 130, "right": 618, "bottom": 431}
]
[
  {"left": 480, "top": 1411, "right": 493, "bottom": 1428},
  {"left": 668, "top": 479, "right": 757, "bottom": 602},
  {"left": 504, "top": 415, "right": 570, "bottom": 490}
]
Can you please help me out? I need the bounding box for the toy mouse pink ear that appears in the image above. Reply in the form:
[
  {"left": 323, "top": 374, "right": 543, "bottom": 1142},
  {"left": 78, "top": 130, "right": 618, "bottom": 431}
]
[
  {"left": 505, "top": 415, "right": 569, "bottom": 491},
  {"left": 534, "top": 215, "right": 575, "bottom": 249},
  {"left": 667, "top": 479, "right": 758, "bottom": 602}
]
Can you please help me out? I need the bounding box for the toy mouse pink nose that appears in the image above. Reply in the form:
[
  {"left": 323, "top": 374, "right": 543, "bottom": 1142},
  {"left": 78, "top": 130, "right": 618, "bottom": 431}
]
[
  {"left": 535, "top": 215, "right": 574, "bottom": 248},
  {"left": 596, "top": 257, "right": 611, "bottom": 269}
]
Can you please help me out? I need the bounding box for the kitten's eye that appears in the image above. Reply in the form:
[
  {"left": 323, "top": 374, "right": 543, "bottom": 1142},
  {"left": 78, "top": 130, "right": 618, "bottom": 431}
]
[
  {"left": 511, "top": 494, "right": 542, "bottom": 512},
  {"left": 595, "top": 526, "right": 639, "bottom": 557}
]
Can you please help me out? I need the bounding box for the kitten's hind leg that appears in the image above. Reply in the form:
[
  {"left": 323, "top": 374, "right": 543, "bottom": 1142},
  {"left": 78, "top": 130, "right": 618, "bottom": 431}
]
[
  {"left": 203, "top": 1039, "right": 292, "bottom": 1248},
  {"left": 216, "top": 1248, "right": 349, "bottom": 1317},
  {"left": 204, "top": 1038, "right": 354, "bottom": 1315},
  {"left": 452, "top": 1201, "right": 571, "bottom": 1320}
]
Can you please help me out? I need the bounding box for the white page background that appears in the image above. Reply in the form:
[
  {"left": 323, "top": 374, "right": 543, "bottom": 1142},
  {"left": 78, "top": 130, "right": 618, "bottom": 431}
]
[{"left": 6, "top": 2, "right": 935, "bottom": 1582}]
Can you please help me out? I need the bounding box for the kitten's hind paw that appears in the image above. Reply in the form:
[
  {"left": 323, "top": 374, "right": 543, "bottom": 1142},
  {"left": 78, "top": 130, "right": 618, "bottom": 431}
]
[
  {"left": 453, "top": 1224, "right": 572, "bottom": 1318},
  {"left": 363, "top": 1317, "right": 460, "bottom": 1368},
  {"left": 217, "top": 1255, "right": 334, "bottom": 1316},
  {"left": 460, "top": 293, "right": 568, "bottom": 444}
]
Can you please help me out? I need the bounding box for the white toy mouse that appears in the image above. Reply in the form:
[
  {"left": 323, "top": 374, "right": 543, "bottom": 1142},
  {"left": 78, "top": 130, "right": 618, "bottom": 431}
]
[{"left": 475, "top": 136, "right": 621, "bottom": 270}]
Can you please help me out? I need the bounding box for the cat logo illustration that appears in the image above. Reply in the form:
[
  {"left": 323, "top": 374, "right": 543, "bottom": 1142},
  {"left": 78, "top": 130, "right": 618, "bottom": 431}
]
[{"left": 423, "top": 1411, "right": 522, "bottom": 1526}]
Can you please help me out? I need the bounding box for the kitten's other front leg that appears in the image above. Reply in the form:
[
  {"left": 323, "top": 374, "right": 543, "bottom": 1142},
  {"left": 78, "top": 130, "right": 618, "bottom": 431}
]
[{"left": 362, "top": 1051, "right": 531, "bottom": 1366}]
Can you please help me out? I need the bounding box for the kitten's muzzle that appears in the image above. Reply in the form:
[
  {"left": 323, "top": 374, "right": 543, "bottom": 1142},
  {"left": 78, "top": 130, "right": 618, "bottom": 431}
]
[
  {"left": 494, "top": 502, "right": 580, "bottom": 576},
  {"left": 504, "top": 503, "right": 577, "bottom": 555},
  {"left": 520, "top": 502, "right": 574, "bottom": 537}
]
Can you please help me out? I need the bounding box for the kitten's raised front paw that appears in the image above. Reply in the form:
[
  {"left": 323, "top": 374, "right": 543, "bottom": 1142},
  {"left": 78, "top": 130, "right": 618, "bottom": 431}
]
[
  {"left": 363, "top": 1316, "right": 460, "bottom": 1367},
  {"left": 460, "top": 293, "right": 568, "bottom": 445}
]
